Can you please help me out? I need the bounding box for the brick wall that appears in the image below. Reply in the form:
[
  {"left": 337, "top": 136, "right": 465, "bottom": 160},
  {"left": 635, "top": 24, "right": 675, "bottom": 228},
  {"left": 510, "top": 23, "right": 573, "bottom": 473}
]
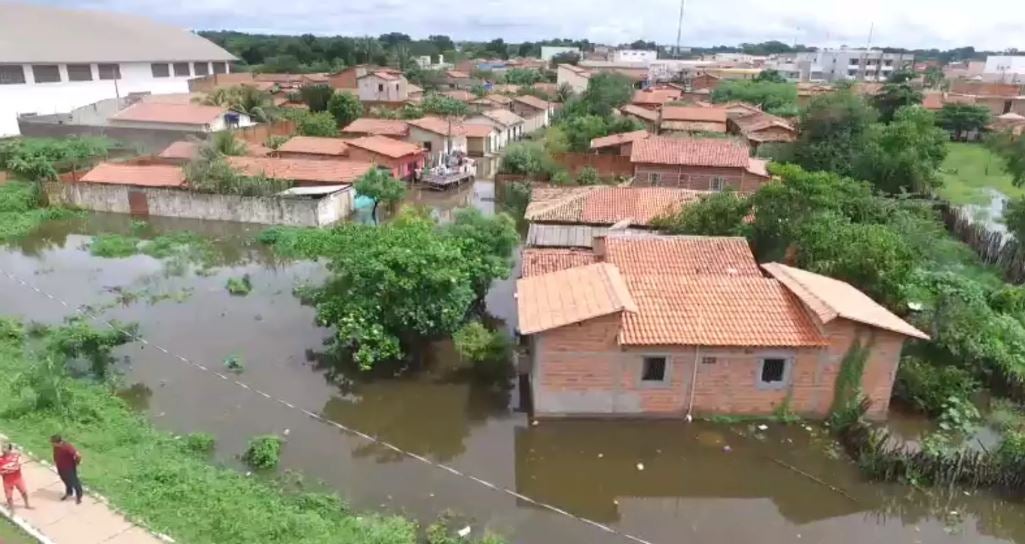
[
  {"left": 632, "top": 164, "right": 768, "bottom": 193},
  {"left": 344, "top": 148, "right": 423, "bottom": 180},
  {"left": 552, "top": 153, "right": 634, "bottom": 178}
]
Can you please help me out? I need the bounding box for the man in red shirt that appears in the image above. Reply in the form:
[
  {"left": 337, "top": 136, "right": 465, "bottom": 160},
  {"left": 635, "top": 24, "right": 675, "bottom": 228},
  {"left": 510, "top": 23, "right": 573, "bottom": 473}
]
[
  {"left": 51, "top": 435, "right": 83, "bottom": 504},
  {"left": 0, "top": 442, "right": 30, "bottom": 511}
]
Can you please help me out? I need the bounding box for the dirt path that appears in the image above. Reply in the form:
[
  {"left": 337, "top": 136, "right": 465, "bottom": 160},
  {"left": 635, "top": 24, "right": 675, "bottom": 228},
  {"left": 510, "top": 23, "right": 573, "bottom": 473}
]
[{"left": 0, "top": 440, "right": 165, "bottom": 544}]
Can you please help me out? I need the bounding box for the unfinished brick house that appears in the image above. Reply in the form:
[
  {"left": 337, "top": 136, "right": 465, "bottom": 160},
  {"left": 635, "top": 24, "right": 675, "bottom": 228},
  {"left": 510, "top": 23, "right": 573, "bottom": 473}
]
[
  {"left": 630, "top": 136, "right": 771, "bottom": 193},
  {"left": 589, "top": 130, "right": 650, "bottom": 156},
  {"left": 727, "top": 111, "right": 797, "bottom": 149},
  {"left": 516, "top": 234, "right": 928, "bottom": 419}
]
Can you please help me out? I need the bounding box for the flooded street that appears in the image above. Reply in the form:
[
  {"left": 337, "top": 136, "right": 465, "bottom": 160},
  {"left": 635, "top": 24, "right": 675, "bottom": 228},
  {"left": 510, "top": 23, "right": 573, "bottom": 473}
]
[{"left": 3, "top": 180, "right": 1025, "bottom": 544}]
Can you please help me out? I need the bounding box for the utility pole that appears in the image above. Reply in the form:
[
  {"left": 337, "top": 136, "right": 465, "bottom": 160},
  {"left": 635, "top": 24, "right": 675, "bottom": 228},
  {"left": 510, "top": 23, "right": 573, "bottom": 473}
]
[{"left": 675, "top": 0, "right": 686, "bottom": 58}]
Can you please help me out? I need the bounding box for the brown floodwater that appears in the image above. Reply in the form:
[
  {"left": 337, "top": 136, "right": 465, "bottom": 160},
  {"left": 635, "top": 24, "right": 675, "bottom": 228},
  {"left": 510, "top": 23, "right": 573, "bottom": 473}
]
[{"left": 2, "top": 181, "right": 1025, "bottom": 544}]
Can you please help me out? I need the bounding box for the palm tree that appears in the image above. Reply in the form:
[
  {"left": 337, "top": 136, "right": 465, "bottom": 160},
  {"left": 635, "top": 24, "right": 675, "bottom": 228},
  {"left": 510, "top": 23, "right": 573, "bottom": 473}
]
[
  {"left": 555, "top": 83, "right": 574, "bottom": 103},
  {"left": 200, "top": 86, "right": 277, "bottom": 123}
]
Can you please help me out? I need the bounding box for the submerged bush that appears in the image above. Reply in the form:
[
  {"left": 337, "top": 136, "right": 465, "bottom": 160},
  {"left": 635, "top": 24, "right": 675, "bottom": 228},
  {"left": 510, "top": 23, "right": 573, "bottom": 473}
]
[
  {"left": 88, "top": 234, "right": 141, "bottom": 257},
  {"left": 226, "top": 274, "right": 252, "bottom": 296},
  {"left": 895, "top": 357, "right": 979, "bottom": 415},
  {"left": 243, "top": 434, "right": 283, "bottom": 470},
  {"left": 182, "top": 432, "right": 216, "bottom": 455}
]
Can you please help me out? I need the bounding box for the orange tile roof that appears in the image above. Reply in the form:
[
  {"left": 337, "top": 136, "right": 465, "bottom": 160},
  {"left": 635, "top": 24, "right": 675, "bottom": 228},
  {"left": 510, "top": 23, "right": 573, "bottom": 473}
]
[
  {"left": 762, "top": 263, "right": 929, "bottom": 340},
  {"left": 407, "top": 116, "right": 467, "bottom": 136},
  {"left": 589, "top": 129, "right": 650, "bottom": 150},
  {"left": 363, "top": 70, "right": 400, "bottom": 81},
  {"left": 277, "top": 136, "right": 349, "bottom": 156},
  {"left": 521, "top": 248, "right": 597, "bottom": 277},
  {"left": 661, "top": 106, "right": 728, "bottom": 123},
  {"left": 80, "top": 163, "right": 184, "bottom": 187},
  {"left": 730, "top": 111, "right": 795, "bottom": 135},
  {"left": 922, "top": 92, "right": 944, "bottom": 110},
  {"left": 446, "top": 70, "right": 471, "bottom": 79},
  {"left": 512, "top": 95, "right": 551, "bottom": 111},
  {"left": 483, "top": 94, "right": 513, "bottom": 105},
  {"left": 344, "top": 135, "right": 422, "bottom": 158},
  {"left": 157, "top": 140, "right": 199, "bottom": 160},
  {"left": 618, "top": 274, "right": 827, "bottom": 346},
  {"left": 632, "top": 88, "right": 682, "bottom": 105},
  {"left": 604, "top": 235, "right": 762, "bottom": 277},
  {"left": 630, "top": 136, "right": 750, "bottom": 168},
  {"left": 517, "top": 263, "right": 637, "bottom": 334},
  {"left": 479, "top": 109, "right": 525, "bottom": 126},
  {"left": 746, "top": 158, "right": 770, "bottom": 178},
  {"left": 620, "top": 104, "right": 658, "bottom": 123},
  {"left": 110, "top": 102, "right": 226, "bottom": 125},
  {"left": 525, "top": 187, "right": 707, "bottom": 226},
  {"left": 462, "top": 123, "right": 497, "bottom": 138},
  {"left": 227, "top": 157, "right": 372, "bottom": 184},
  {"left": 341, "top": 118, "right": 409, "bottom": 137}
]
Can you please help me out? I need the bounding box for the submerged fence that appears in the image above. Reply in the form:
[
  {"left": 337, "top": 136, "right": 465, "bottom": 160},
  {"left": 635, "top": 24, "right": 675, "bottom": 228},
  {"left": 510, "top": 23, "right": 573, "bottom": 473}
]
[{"left": 939, "top": 202, "right": 1025, "bottom": 284}]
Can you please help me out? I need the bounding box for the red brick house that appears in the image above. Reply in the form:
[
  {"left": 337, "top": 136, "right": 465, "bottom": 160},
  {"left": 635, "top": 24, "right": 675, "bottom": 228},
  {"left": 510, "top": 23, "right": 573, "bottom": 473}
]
[
  {"left": 690, "top": 73, "right": 721, "bottom": 91},
  {"left": 727, "top": 111, "right": 797, "bottom": 149},
  {"left": 516, "top": 235, "right": 928, "bottom": 419},
  {"left": 343, "top": 136, "right": 425, "bottom": 180},
  {"left": 589, "top": 130, "right": 651, "bottom": 156},
  {"left": 630, "top": 136, "right": 771, "bottom": 193}
]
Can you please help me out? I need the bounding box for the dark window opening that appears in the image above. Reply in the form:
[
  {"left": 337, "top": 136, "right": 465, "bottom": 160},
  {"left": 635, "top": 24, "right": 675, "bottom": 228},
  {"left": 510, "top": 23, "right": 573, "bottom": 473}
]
[
  {"left": 0, "top": 65, "right": 26, "bottom": 84},
  {"left": 31, "top": 65, "right": 61, "bottom": 83},
  {"left": 151, "top": 63, "right": 170, "bottom": 78},
  {"left": 642, "top": 356, "right": 667, "bottom": 382},
  {"left": 98, "top": 64, "right": 121, "bottom": 80},
  {"left": 760, "top": 358, "right": 786, "bottom": 384},
  {"left": 378, "top": 83, "right": 384, "bottom": 92},
  {"left": 194, "top": 62, "right": 209, "bottom": 76},
  {"left": 173, "top": 62, "right": 190, "bottom": 77},
  {"left": 212, "top": 62, "right": 227, "bottom": 74},
  {"left": 701, "top": 356, "right": 717, "bottom": 365},
  {"left": 67, "top": 64, "right": 93, "bottom": 81}
]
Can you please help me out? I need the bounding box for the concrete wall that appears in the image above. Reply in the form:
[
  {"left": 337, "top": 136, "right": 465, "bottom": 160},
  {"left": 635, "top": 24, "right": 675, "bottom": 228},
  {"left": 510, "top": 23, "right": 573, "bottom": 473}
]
[
  {"left": 1, "top": 61, "right": 229, "bottom": 137},
  {"left": 557, "top": 65, "right": 590, "bottom": 93},
  {"left": 19, "top": 119, "right": 203, "bottom": 154},
  {"left": 510, "top": 104, "right": 549, "bottom": 133},
  {"left": 530, "top": 314, "right": 907, "bottom": 419},
  {"left": 45, "top": 182, "right": 352, "bottom": 226},
  {"left": 358, "top": 75, "right": 407, "bottom": 101},
  {"left": 632, "top": 164, "right": 769, "bottom": 193}
]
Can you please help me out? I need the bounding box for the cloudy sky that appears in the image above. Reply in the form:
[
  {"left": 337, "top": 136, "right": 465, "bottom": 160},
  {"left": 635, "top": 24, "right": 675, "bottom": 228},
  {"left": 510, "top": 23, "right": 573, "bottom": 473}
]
[{"left": 36, "top": 0, "right": 1025, "bottom": 51}]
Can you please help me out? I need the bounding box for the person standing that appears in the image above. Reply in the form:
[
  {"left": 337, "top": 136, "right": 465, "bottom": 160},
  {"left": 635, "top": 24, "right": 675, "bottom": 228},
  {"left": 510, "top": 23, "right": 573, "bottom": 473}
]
[
  {"left": 50, "top": 435, "right": 82, "bottom": 504},
  {"left": 0, "top": 442, "right": 30, "bottom": 511}
]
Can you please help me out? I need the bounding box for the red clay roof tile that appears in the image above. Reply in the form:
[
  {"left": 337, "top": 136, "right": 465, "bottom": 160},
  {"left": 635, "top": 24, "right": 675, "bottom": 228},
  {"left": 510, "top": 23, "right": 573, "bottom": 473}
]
[
  {"left": 227, "top": 157, "right": 372, "bottom": 184},
  {"left": 344, "top": 135, "right": 422, "bottom": 158},
  {"left": 589, "top": 130, "right": 650, "bottom": 150},
  {"left": 517, "top": 262, "right": 637, "bottom": 334},
  {"left": 521, "top": 248, "right": 597, "bottom": 277},
  {"left": 341, "top": 118, "right": 409, "bottom": 137},
  {"left": 110, "top": 102, "right": 226, "bottom": 125},
  {"left": 277, "top": 136, "right": 349, "bottom": 156},
  {"left": 661, "top": 106, "right": 728, "bottom": 123},
  {"left": 630, "top": 136, "right": 750, "bottom": 168},
  {"left": 80, "top": 163, "right": 185, "bottom": 187}
]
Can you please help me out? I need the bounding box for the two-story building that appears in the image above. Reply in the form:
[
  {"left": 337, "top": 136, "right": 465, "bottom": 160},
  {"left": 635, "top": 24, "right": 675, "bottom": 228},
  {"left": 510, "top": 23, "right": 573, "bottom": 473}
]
[
  {"left": 405, "top": 116, "right": 468, "bottom": 166},
  {"left": 357, "top": 70, "right": 409, "bottom": 103},
  {"left": 510, "top": 95, "right": 553, "bottom": 134},
  {"left": 1, "top": 3, "right": 236, "bottom": 136}
]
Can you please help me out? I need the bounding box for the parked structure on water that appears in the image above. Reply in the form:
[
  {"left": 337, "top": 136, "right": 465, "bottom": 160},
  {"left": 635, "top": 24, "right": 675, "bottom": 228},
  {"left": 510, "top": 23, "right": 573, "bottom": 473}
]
[
  {"left": 0, "top": 2, "right": 235, "bottom": 136},
  {"left": 516, "top": 234, "right": 928, "bottom": 419},
  {"left": 630, "top": 136, "right": 770, "bottom": 193},
  {"left": 406, "top": 116, "right": 468, "bottom": 166}
]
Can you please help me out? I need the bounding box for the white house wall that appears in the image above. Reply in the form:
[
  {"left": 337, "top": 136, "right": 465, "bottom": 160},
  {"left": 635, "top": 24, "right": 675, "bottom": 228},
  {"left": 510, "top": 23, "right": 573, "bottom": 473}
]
[{"left": 1, "top": 61, "right": 229, "bottom": 136}]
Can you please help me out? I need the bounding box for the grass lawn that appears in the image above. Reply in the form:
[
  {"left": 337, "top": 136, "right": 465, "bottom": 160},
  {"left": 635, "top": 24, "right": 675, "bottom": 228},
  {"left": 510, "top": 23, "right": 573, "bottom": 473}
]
[
  {"left": 0, "top": 517, "right": 37, "bottom": 544},
  {"left": 937, "top": 142, "right": 1022, "bottom": 206}
]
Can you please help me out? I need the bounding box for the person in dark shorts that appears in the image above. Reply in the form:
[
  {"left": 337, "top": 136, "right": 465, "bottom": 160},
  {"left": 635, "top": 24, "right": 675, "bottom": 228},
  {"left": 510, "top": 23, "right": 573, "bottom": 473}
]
[{"left": 51, "top": 435, "right": 83, "bottom": 504}]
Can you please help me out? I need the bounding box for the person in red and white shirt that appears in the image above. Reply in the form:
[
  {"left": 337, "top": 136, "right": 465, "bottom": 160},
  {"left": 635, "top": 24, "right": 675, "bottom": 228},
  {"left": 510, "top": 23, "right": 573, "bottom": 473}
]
[{"left": 0, "top": 442, "right": 30, "bottom": 511}]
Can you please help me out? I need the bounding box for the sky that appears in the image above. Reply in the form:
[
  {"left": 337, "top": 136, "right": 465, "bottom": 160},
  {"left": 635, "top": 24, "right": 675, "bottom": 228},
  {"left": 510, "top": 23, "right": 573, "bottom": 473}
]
[{"left": 36, "top": 0, "right": 1025, "bottom": 51}]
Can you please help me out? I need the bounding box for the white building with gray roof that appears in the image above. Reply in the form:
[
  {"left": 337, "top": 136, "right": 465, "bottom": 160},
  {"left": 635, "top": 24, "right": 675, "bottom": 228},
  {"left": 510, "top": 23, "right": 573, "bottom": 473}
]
[{"left": 0, "top": 2, "right": 236, "bottom": 136}]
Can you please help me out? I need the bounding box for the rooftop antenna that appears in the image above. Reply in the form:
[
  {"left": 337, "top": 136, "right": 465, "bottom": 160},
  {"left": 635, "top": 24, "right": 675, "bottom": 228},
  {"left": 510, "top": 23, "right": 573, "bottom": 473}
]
[{"left": 674, "top": 0, "right": 686, "bottom": 58}]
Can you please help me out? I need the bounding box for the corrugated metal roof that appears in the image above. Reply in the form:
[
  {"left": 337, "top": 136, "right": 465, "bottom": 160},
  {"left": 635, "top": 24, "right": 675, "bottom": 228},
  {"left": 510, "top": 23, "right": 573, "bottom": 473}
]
[
  {"left": 0, "top": 3, "right": 236, "bottom": 63},
  {"left": 527, "top": 224, "right": 610, "bottom": 248}
]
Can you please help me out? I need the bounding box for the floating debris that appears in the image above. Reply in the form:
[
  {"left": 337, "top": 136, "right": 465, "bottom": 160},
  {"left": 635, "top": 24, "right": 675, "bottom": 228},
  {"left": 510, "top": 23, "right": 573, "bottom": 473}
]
[
  {"left": 457, "top": 526, "right": 471, "bottom": 538},
  {"left": 636, "top": 462, "right": 645, "bottom": 471}
]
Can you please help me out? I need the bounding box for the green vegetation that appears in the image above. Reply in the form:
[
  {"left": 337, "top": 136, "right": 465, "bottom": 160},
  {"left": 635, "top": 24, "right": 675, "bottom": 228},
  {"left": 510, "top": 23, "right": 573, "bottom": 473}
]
[
  {"left": 327, "top": 91, "right": 363, "bottom": 127},
  {"left": 261, "top": 209, "right": 518, "bottom": 370},
  {"left": 225, "top": 275, "right": 252, "bottom": 296},
  {"left": 652, "top": 190, "right": 751, "bottom": 236},
  {"left": 988, "top": 131, "right": 1025, "bottom": 187},
  {"left": 0, "top": 319, "right": 429, "bottom": 544},
  {"left": 0, "top": 181, "right": 74, "bottom": 242},
  {"left": 871, "top": 71, "right": 923, "bottom": 123},
  {"left": 223, "top": 354, "right": 245, "bottom": 373},
  {"left": 242, "top": 435, "right": 283, "bottom": 470},
  {"left": 937, "top": 142, "right": 1021, "bottom": 205},
  {"left": 498, "top": 141, "right": 557, "bottom": 177},
  {"left": 0, "top": 136, "right": 113, "bottom": 180},
  {"left": 0, "top": 517, "right": 35, "bottom": 544},
  {"left": 88, "top": 233, "right": 141, "bottom": 257},
  {"left": 711, "top": 79, "right": 798, "bottom": 116},
  {"left": 354, "top": 168, "right": 406, "bottom": 222},
  {"left": 294, "top": 111, "right": 340, "bottom": 137},
  {"left": 183, "top": 432, "right": 216, "bottom": 455},
  {"left": 935, "top": 104, "right": 991, "bottom": 141},
  {"left": 200, "top": 86, "right": 279, "bottom": 123},
  {"left": 88, "top": 232, "right": 217, "bottom": 270},
  {"left": 184, "top": 139, "right": 291, "bottom": 197},
  {"left": 298, "top": 84, "right": 335, "bottom": 112}
]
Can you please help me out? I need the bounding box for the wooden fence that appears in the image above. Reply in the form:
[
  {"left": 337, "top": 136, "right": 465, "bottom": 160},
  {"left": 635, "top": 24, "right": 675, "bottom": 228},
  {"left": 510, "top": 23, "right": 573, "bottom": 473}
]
[{"left": 939, "top": 202, "right": 1025, "bottom": 283}]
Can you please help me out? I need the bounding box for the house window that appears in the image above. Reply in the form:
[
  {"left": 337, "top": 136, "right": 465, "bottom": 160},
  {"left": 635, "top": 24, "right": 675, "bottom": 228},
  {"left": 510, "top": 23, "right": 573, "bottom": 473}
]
[
  {"left": 702, "top": 356, "right": 717, "bottom": 365},
  {"left": 98, "top": 64, "right": 121, "bottom": 80},
  {"left": 378, "top": 83, "right": 384, "bottom": 92},
  {"left": 641, "top": 356, "right": 668, "bottom": 383},
  {"left": 422, "top": 141, "right": 432, "bottom": 152},
  {"left": 151, "top": 63, "right": 170, "bottom": 78},
  {"left": 0, "top": 65, "right": 26, "bottom": 84},
  {"left": 66, "top": 64, "right": 93, "bottom": 81},
  {"left": 173, "top": 62, "right": 190, "bottom": 77},
  {"left": 31, "top": 65, "right": 61, "bottom": 83},
  {"left": 212, "top": 62, "right": 227, "bottom": 74},
  {"left": 193, "top": 62, "right": 209, "bottom": 76},
  {"left": 648, "top": 172, "right": 661, "bottom": 186},
  {"left": 759, "top": 357, "right": 789, "bottom": 388},
  {"left": 710, "top": 176, "right": 725, "bottom": 191}
]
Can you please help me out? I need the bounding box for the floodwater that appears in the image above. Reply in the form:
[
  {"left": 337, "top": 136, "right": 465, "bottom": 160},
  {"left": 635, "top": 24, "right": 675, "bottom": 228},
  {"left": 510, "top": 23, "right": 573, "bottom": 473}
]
[{"left": 3, "top": 180, "right": 1025, "bottom": 544}]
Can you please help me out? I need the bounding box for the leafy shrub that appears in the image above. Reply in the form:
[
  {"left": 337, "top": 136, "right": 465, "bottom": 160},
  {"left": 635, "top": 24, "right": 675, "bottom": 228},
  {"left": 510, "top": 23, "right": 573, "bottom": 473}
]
[
  {"left": 242, "top": 435, "right": 283, "bottom": 470},
  {"left": 498, "top": 142, "right": 554, "bottom": 177},
  {"left": 88, "top": 234, "right": 141, "bottom": 258},
  {"left": 296, "top": 111, "right": 339, "bottom": 137},
  {"left": 894, "top": 357, "right": 979, "bottom": 415},
  {"left": 575, "top": 166, "right": 600, "bottom": 185},
  {"left": 997, "top": 431, "right": 1025, "bottom": 463},
  {"left": 652, "top": 190, "right": 752, "bottom": 236},
  {"left": 264, "top": 135, "right": 290, "bottom": 150},
  {"left": 936, "top": 395, "right": 980, "bottom": 434},
  {"left": 453, "top": 321, "right": 510, "bottom": 364},
  {"left": 182, "top": 432, "right": 216, "bottom": 454},
  {"left": 0, "top": 317, "right": 24, "bottom": 341},
  {"left": 226, "top": 274, "right": 252, "bottom": 296}
]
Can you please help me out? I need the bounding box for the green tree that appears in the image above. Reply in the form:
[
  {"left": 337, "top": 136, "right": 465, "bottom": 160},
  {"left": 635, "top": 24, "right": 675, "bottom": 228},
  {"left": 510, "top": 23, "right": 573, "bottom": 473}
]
[
  {"left": 296, "top": 111, "right": 339, "bottom": 137},
  {"left": 710, "top": 79, "right": 798, "bottom": 116},
  {"left": 504, "top": 68, "right": 543, "bottom": 85},
  {"left": 354, "top": 168, "right": 406, "bottom": 222},
  {"left": 575, "top": 166, "right": 600, "bottom": 185},
  {"left": 652, "top": 190, "right": 752, "bottom": 236},
  {"left": 872, "top": 78, "right": 924, "bottom": 123},
  {"left": 299, "top": 84, "right": 334, "bottom": 112},
  {"left": 442, "top": 208, "right": 520, "bottom": 297},
  {"left": 987, "top": 132, "right": 1025, "bottom": 186},
  {"left": 562, "top": 114, "right": 610, "bottom": 152},
  {"left": 794, "top": 88, "right": 877, "bottom": 177},
  {"left": 555, "top": 83, "right": 574, "bottom": 103},
  {"left": 209, "top": 132, "right": 247, "bottom": 156},
  {"left": 856, "top": 106, "right": 948, "bottom": 194},
  {"left": 578, "top": 73, "right": 634, "bottom": 116},
  {"left": 550, "top": 51, "right": 581, "bottom": 68},
  {"left": 924, "top": 66, "right": 944, "bottom": 89},
  {"left": 754, "top": 69, "right": 787, "bottom": 83},
  {"left": 326, "top": 91, "right": 363, "bottom": 127},
  {"left": 935, "top": 103, "right": 990, "bottom": 141},
  {"left": 1004, "top": 196, "right": 1025, "bottom": 241},
  {"left": 201, "top": 86, "right": 278, "bottom": 122},
  {"left": 421, "top": 93, "right": 469, "bottom": 117}
]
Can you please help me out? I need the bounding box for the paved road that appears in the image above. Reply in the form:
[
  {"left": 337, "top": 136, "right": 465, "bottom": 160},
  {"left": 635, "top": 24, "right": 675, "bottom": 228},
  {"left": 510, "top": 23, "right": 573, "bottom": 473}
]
[{"left": 0, "top": 442, "right": 164, "bottom": 544}]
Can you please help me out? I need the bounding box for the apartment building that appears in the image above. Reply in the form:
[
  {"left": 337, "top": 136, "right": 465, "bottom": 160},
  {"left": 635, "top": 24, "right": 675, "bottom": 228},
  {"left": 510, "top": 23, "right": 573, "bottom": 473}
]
[{"left": 794, "top": 48, "right": 913, "bottom": 82}]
